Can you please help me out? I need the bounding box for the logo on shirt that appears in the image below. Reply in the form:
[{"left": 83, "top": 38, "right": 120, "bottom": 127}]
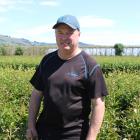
[{"left": 65, "top": 72, "right": 80, "bottom": 79}]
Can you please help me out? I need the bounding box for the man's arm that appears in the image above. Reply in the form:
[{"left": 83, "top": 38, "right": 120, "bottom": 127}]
[
  {"left": 26, "top": 88, "right": 43, "bottom": 140},
  {"left": 86, "top": 97, "right": 105, "bottom": 140}
]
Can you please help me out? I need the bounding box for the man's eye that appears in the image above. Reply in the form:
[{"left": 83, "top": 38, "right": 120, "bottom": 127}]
[
  {"left": 68, "top": 32, "right": 73, "bottom": 35},
  {"left": 67, "top": 32, "right": 74, "bottom": 35},
  {"left": 57, "top": 32, "right": 62, "bottom": 35},
  {"left": 56, "top": 31, "right": 74, "bottom": 36}
]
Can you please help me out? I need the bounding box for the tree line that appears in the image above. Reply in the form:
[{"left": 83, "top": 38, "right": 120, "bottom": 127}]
[{"left": 0, "top": 43, "right": 124, "bottom": 56}]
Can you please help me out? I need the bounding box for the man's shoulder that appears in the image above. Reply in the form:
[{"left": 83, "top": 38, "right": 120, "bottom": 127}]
[
  {"left": 42, "top": 50, "right": 57, "bottom": 61},
  {"left": 81, "top": 51, "right": 97, "bottom": 66},
  {"left": 45, "top": 50, "right": 57, "bottom": 58},
  {"left": 39, "top": 50, "right": 58, "bottom": 67}
]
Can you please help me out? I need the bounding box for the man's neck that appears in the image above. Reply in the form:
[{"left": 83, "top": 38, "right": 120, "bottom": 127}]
[{"left": 58, "top": 48, "right": 82, "bottom": 60}]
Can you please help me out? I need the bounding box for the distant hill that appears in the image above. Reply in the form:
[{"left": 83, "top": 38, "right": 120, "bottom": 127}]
[
  {"left": 0, "top": 34, "right": 93, "bottom": 47},
  {"left": 0, "top": 34, "right": 140, "bottom": 48},
  {"left": 0, "top": 35, "right": 54, "bottom": 46}
]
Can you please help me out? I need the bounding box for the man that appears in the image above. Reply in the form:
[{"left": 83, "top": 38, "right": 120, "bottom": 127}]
[{"left": 26, "top": 15, "right": 108, "bottom": 140}]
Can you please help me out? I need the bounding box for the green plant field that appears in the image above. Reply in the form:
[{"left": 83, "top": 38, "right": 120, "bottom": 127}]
[
  {"left": 0, "top": 68, "right": 33, "bottom": 139},
  {"left": 0, "top": 56, "right": 140, "bottom": 72},
  {"left": 98, "top": 71, "right": 140, "bottom": 140},
  {"left": 0, "top": 56, "right": 41, "bottom": 70},
  {"left": 0, "top": 56, "right": 140, "bottom": 139}
]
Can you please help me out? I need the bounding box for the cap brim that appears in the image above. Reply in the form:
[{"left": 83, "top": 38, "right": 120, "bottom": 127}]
[{"left": 52, "top": 23, "right": 77, "bottom": 30}]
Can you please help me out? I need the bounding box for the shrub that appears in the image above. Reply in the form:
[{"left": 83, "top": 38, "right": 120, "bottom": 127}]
[
  {"left": 0, "top": 47, "right": 6, "bottom": 55},
  {"left": 114, "top": 43, "right": 124, "bottom": 56},
  {"left": 15, "top": 47, "right": 24, "bottom": 55}
]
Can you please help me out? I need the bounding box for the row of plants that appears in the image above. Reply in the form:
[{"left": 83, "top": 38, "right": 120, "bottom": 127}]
[
  {"left": 0, "top": 56, "right": 41, "bottom": 71},
  {"left": 0, "top": 68, "right": 33, "bottom": 139},
  {"left": 0, "top": 56, "right": 140, "bottom": 72},
  {"left": 0, "top": 67, "right": 140, "bottom": 139},
  {"left": 98, "top": 71, "right": 140, "bottom": 140}
]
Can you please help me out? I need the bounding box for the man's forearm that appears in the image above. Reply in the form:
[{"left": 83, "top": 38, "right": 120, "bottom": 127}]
[
  {"left": 86, "top": 97, "right": 105, "bottom": 140},
  {"left": 27, "top": 89, "right": 42, "bottom": 128}
]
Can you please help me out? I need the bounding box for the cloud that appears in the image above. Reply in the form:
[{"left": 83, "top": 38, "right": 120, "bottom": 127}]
[
  {"left": 12, "top": 24, "right": 55, "bottom": 42},
  {"left": 0, "top": 0, "right": 33, "bottom": 12},
  {"left": 16, "top": 0, "right": 33, "bottom": 4},
  {"left": 0, "top": 0, "right": 14, "bottom": 12},
  {"left": 0, "top": 17, "right": 7, "bottom": 23},
  {"left": 15, "top": 25, "right": 52, "bottom": 35},
  {"left": 0, "top": 0, "right": 59, "bottom": 12},
  {"left": 80, "top": 31, "right": 140, "bottom": 45},
  {"left": 0, "top": 0, "right": 13, "bottom": 6},
  {"left": 78, "top": 15, "right": 140, "bottom": 45},
  {"left": 78, "top": 16, "right": 115, "bottom": 28},
  {"left": 39, "top": 0, "right": 59, "bottom": 6},
  {"left": 0, "top": 8, "right": 8, "bottom": 12}
]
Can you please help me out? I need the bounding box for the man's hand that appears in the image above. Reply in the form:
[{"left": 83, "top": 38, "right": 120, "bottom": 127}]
[{"left": 26, "top": 127, "right": 38, "bottom": 140}]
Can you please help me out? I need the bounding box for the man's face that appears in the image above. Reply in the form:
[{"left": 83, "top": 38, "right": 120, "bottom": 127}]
[{"left": 55, "top": 24, "right": 80, "bottom": 52}]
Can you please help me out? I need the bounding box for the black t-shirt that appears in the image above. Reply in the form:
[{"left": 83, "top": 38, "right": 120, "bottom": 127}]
[{"left": 30, "top": 50, "right": 108, "bottom": 140}]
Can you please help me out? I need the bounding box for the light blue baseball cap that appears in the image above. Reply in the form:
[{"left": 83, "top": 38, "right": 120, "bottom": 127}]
[{"left": 53, "top": 15, "right": 80, "bottom": 30}]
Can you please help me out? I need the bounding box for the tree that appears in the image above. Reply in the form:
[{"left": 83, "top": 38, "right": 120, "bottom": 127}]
[
  {"left": 0, "top": 46, "right": 6, "bottom": 55},
  {"left": 15, "top": 47, "right": 24, "bottom": 55},
  {"left": 114, "top": 43, "right": 124, "bottom": 56}
]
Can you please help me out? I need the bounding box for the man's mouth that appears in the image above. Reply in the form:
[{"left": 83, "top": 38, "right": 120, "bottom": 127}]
[{"left": 61, "top": 42, "right": 71, "bottom": 46}]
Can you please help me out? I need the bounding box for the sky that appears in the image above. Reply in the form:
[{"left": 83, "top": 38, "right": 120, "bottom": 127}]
[{"left": 0, "top": 0, "right": 140, "bottom": 46}]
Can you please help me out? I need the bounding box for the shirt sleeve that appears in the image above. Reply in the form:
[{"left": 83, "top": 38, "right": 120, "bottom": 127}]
[
  {"left": 30, "top": 61, "right": 45, "bottom": 91},
  {"left": 88, "top": 65, "right": 108, "bottom": 98}
]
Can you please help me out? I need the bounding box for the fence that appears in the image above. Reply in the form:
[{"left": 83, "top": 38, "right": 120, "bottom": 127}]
[
  {"left": 47, "top": 47, "right": 140, "bottom": 56},
  {"left": 1, "top": 46, "right": 140, "bottom": 56}
]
